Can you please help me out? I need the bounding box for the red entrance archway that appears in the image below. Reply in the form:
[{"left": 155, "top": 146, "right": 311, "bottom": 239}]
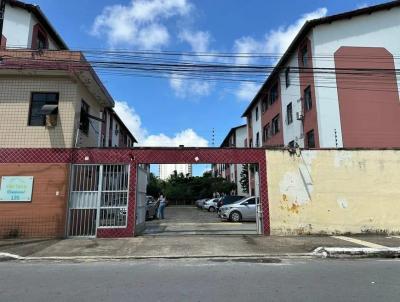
[{"left": 0, "top": 148, "right": 269, "bottom": 237}]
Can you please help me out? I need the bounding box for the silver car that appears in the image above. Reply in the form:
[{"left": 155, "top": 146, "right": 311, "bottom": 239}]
[
  {"left": 202, "top": 198, "right": 219, "bottom": 212},
  {"left": 219, "top": 196, "right": 258, "bottom": 222}
]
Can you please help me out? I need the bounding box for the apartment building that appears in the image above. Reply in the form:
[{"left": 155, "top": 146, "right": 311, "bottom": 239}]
[
  {"left": 213, "top": 125, "right": 249, "bottom": 196},
  {"left": 0, "top": 0, "right": 136, "bottom": 148},
  {"left": 159, "top": 164, "right": 193, "bottom": 180},
  {"left": 243, "top": 1, "right": 400, "bottom": 149}
]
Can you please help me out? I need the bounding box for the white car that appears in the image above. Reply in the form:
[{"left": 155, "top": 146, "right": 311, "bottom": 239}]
[{"left": 202, "top": 198, "right": 219, "bottom": 212}]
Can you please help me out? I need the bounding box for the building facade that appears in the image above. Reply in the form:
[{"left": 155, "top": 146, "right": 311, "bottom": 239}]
[
  {"left": 213, "top": 125, "right": 249, "bottom": 196},
  {"left": 243, "top": 1, "right": 400, "bottom": 149},
  {"left": 159, "top": 164, "right": 193, "bottom": 180},
  {"left": 0, "top": 0, "right": 136, "bottom": 148}
]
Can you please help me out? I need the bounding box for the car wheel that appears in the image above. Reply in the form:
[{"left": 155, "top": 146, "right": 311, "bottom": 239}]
[
  {"left": 208, "top": 206, "right": 215, "bottom": 212},
  {"left": 229, "top": 211, "right": 242, "bottom": 222}
]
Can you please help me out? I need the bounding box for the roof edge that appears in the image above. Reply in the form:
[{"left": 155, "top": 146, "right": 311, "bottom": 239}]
[
  {"left": 241, "top": 0, "right": 400, "bottom": 117},
  {"left": 7, "top": 0, "right": 68, "bottom": 50}
]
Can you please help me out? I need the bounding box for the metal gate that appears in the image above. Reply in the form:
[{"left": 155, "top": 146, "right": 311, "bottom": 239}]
[
  {"left": 68, "top": 164, "right": 130, "bottom": 237},
  {"left": 135, "top": 165, "right": 149, "bottom": 235}
]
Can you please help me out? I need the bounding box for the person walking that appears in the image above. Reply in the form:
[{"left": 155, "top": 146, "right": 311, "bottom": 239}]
[{"left": 157, "top": 194, "right": 166, "bottom": 219}]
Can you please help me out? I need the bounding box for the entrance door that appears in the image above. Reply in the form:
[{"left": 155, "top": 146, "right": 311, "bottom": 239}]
[{"left": 68, "top": 164, "right": 130, "bottom": 237}]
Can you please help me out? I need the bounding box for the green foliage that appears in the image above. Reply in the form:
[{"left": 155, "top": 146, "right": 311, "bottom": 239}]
[
  {"left": 146, "top": 171, "right": 237, "bottom": 202},
  {"left": 239, "top": 164, "right": 249, "bottom": 194},
  {"left": 146, "top": 173, "right": 165, "bottom": 198}
]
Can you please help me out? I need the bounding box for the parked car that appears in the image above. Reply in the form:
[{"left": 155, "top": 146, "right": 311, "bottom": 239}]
[
  {"left": 216, "top": 195, "right": 245, "bottom": 216},
  {"left": 202, "top": 198, "right": 219, "bottom": 212},
  {"left": 195, "top": 198, "right": 209, "bottom": 209},
  {"left": 145, "top": 196, "right": 159, "bottom": 220},
  {"left": 219, "top": 196, "right": 259, "bottom": 222}
]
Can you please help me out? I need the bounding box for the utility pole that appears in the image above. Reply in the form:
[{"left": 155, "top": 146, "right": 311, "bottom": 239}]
[
  {"left": 211, "top": 128, "right": 215, "bottom": 147},
  {"left": 0, "top": 0, "right": 5, "bottom": 43}
]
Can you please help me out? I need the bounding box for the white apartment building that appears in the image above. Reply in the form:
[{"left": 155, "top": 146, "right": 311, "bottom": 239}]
[
  {"left": 243, "top": 1, "right": 400, "bottom": 150},
  {"left": 214, "top": 125, "right": 249, "bottom": 196},
  {"left": 159, "top": 164, "right": 193, "bottom": 180}
]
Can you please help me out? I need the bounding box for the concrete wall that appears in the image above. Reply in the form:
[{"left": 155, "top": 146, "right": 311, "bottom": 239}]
[
  {"left": 3, "top": 4, "right": 60, "bottom": 50},
  {"left": 3, "top": 4, "right": 32, "bottom": 48},
  {"left": 0, "top": 163, "right": 69, "bottom": 238},
  {"left": 75, "top": 83, "right": 103, "bottom": 148},
  {"left": 266, "top": 149, "right": 400, "bottom": 235},
  {"left": 0, "top": 76, "right": 77, "bottom": 148}
]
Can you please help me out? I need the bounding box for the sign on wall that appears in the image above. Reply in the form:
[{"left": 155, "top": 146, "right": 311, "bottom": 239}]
[{"left": 0, "top": 176, "right": 34, "bottom": 202}]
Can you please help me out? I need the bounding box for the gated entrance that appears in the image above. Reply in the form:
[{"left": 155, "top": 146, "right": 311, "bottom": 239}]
[
  {"left": 68, "top": 164, "right": 130, "bottom": 237},
  {"left": 1, "top": 147, "right": 269, "bottom": 238}
]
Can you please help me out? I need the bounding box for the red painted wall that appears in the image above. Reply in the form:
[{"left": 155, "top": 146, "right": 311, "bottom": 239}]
[
  {"left": 0, "top": 35, "right": 6, "bottom": 49},
  {"left": 261, "top": 79, "right": 284, "bottom": 147},
  {"left": 298, "top": 38, "right": 319, "bottom": 148},
  {"left": 335, "top": 47, "right": 400, "bottom": 148}
]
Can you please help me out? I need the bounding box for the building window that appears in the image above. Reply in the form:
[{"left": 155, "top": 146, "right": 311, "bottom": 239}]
[
  {"left": 28, "top": 92, "right": 59, "bottom": 126},
  {"left": 301, "top": 45, "right": 308, "bottom": 67},
  {"left": 306, "top": 130, "right": 315, "bottom": 148},
  {"left": 79, "top": 100, "right": 90, "bottom": 134},
  {"left": 256, "top": 132, "right": 260, "bottom": 147},
  {"left": 285, "top": 67, "right": 291, "bottom": 88},
  {"left": 269, "top": 83, "right": 279, "bottom": 105},
  {"left": 304, "top": 86, "right": 312, "bottom": 111},
  {"left": 263, "top": 123, "right": 270, "bottom": 142},
  {"left": 249, "top": 139, "right": 253, "bottom": 148},
  {"left": 32, "top": 24, "right": 48, "bottom": 50},
  {"left": 262, "top": 96, "right": 268, "bottom": 113},
  {"left": 255, "top": 106, "right": 259, "bottom": 121},
  {"left": 271, "top": 114, "right": 280, "bottom": 136},
  {"left": 248, "top": 116, "right": 252, "bottom": 129},
  {"left": 286, "top": 102, "right": 293, "bottom": 125}
]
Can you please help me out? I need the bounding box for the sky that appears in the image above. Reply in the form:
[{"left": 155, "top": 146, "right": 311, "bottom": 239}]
[{"left": 31, "top": 0, "right": 385, "bottom": 175}]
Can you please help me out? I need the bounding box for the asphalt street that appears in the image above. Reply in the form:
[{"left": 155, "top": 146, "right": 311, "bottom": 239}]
[{"left": 1, "top": 258, "right": 399, "bottom": 302}]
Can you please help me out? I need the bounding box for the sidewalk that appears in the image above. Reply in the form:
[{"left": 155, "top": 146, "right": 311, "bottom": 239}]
[{"left": 2, "top": 234, "right": 400, "bottom": 261}]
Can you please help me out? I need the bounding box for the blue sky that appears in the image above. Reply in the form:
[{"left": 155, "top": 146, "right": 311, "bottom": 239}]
[{"left": 32, "top": 0, "right": 384, "bottom": 175}]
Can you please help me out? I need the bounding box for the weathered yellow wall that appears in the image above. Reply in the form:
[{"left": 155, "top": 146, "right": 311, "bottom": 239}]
[{"left": 266, "top": 149, "right": 400, "bottom": 235}]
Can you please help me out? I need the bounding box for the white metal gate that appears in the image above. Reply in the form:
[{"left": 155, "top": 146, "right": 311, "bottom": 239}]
[
  {"left": 135, "top": 166, "right": 148, "bottom": 235},
  {"left": 68, "top": 164, "right": 130, "bottom": 237}
]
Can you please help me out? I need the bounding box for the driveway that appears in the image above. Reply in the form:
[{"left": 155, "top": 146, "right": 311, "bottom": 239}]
[{"left": 142, "top": 206, "right": 257, "bottom": 235}]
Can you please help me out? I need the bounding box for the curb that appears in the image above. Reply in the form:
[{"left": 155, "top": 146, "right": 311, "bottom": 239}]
[
  {"left": 313, "top": 247, "right": 400, "bottom": 258},
  {"left": 0, "top": 252, "right": 313, "bottom": 262}
]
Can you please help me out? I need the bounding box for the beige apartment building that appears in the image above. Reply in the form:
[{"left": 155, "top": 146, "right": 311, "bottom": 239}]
[{"left": 0, "top": 0, "right": 136, "bottom": 148}]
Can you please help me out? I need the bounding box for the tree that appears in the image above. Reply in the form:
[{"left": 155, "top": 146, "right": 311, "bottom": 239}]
[
  {"left": 239, "top": 164, "right": 249, "bottom": 194},
  {"left": 146, "top": 173, "right": 164, "bottom": 198}
]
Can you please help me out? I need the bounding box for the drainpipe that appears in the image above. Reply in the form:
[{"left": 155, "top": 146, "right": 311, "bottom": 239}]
[{"left": 0, "top": 0, "right": 5, "bottom": 42}]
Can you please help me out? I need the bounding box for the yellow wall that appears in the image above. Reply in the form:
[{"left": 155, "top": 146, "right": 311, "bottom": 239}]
[{"left": 266, "top": 149, "right": 400, "bottom": 235}]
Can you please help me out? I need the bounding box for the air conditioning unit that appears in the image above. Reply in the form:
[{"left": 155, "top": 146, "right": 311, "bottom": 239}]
[
  {"left": 45, "top": 114, "right": 58, "bottom": 127},
  {"left": 296, "top": 112, "right": 304, "bottom": 120}
]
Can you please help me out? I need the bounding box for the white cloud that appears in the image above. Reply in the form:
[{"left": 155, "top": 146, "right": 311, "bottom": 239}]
[
  {"left": 233, "top": 37, "right": 262, "bottom": 66},
  {"left": 169, "top": 30, "right": 214, "bottom": 98},
  {"left": 264, "top": 8, "right": 328, "bottom": 55},
  {"left": 231, "top": 8, "right": 328, "bottom": 102},
  {"left": 179, "top": 30, "right": 211, "bottom": 53},
  {"left": 114, "top": 101, "right": 208, "bottom": 147},
  {"left": 91, "top": 0, "right": 192, "bottom": 49},
  {"left": 114, "top": 101, "right": 148, "bottom": 142},
  {"left": 234, "top": 82, "right": 260, "bottom": 102}
]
